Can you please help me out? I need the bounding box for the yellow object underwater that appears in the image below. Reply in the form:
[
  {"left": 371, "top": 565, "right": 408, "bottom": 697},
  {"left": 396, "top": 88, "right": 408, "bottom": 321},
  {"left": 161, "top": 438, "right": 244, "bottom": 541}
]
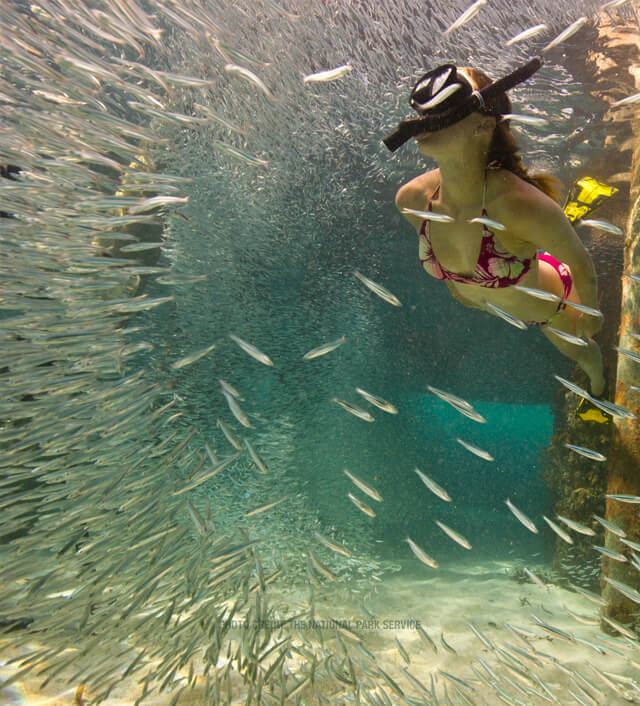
[
  {"left": 563, "top": 176, "right": 618, "bottom": 223},
  {"left": 576, "top": 396, "right": 610, "bottom": 424}
]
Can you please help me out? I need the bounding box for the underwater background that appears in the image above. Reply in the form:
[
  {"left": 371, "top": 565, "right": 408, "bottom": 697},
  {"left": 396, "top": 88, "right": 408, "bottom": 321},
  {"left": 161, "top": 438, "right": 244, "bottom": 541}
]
[{"left": 1, "top": 0, "right": 640, "bottom": 703}]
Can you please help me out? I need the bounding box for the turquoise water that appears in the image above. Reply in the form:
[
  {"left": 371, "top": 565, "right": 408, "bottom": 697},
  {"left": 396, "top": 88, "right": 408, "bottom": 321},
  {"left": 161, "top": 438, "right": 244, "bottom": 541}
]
[{"left": 1, "top": 0, "right": 638, "bottom": 703}]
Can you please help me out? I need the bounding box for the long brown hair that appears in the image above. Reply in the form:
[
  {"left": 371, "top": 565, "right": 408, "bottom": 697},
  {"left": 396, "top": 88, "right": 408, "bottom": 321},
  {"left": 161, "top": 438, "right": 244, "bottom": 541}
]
[{"left": 460, "top": 67, "right": 563, "bottom": 203}]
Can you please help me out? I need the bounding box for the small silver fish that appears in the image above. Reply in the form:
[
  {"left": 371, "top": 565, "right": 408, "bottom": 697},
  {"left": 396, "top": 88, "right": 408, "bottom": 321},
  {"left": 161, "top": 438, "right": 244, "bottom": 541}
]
[
  {"left": 314, "top": 531, "right": 352, "bottom": 558},
  {"left": 217, "top": 417, "right": 243, "bottom": 450},
  {"left": 579, "top": 218, "right": 623, "bottom": 235},
  {"left": 229, "top": 333, "right": 274, "bottom": 366},
  {"left": 589, "top": 397, "right": 636, "bottom": 420},
  {"left": 501, "top": 113, "right": 549, "bottom": 127},
  {"left": 348, "top": 492, "right": 376, "bottom": 518},
  {"left": 343, "top": 469, "right": 383, "bottom": 502},
  {"left": 570, "top": 583, "right": 607, "bottom": 606},
  {"left": 606, "top": 494, "right": 640, "bottom": 504},
  {"left": 222, "top": 390, "right": 252, "bottom": 428},
  {"left": 405, "top": 537, "right": 438, "bottom": 568},
  {"left": 542, "top": 515, "right": 573, "bottom": 544},
  {"left": 427, "top": 384, "right": 473, "bottom": 410},
  {"left": 435, "top": 520, "right": 471, "bottom": 550},
  {"left": 615, "top": 346, "right": 640, "bottom": 364},
  {"left": 468, "top": 216, "right": 506, "bottom": 231},
  {"left": 219, "top": 379, "right": 242, "bottom": 399},
  {"left": 303, "top": 64, "right": 352, "bottom": 83},
  {"left": 414, "top": 468, "right": 451, "bottom": 502},
  {"left": 592, "top": 514, "right": 626, "bottom": 537},
  {"left": 514, "top": 285, "right": 562, "bottom": 303},
  {"left": 524, "top": 568, "right": 548, "bottom": 592},
  {"left": 303, "top": 335, "right": 346, "bottom": 360},
  {"left": 243, "top": 496, "right": 288, "bottom": 518},
  {"left": 211, "top": 139, "right": 269, "bottom": 166},
  {"left": 564, "top": 443, "right": 606, "bottom": 462},
  {"left": 553, "top": 375, "right": 591, "bottom": 400},
  {"left": 611, "top": 91, "right": 640, "bottom": 107},
  {"left": 563, "top": 300, "right": 604, "bottom": 318},
  {"left": 401, "top": 207, "right": 455, "bottom": 223},
  {"left": 485, "top": 302, "right": 528, "bottom": 330},
  {"left": 224, "top": 63, "right": 276, "bottom": 102},
  {"left": 506, "top": 498, "right": 538, "bottom": 534},
  {"left": 170, "top": 343, "right": 216, "bottom": 369},
  {"left": 444, "top": 0, "right": 487, "bottom": 34},
  {"left": 605, "top": 576, "right": 640, "bottom": 604},
  {"left": 556, "top": 515, "right": 596, "bottom": 536},
  {"left": 448, "top": 400, "right": 487, "bottom": 424},
  {"left": 440, "top": 633, "right": 457, "bottom": 655},
  {"left": 244, "top": 438, "right": 268, "bottom": 473},
  {"left": 354, "top": 270, "right": 402, "bottom": 306},
  {"left": 355, "top": 387, "right": 398, "bottom": 414},
  {"left": 542, "top": 17, "right": 588, "bottom": 53},
  {"left": 593, "top": 545, "right": 627, "bottom": 562},
  {"left": 505, "top": 24, "right": 548, "bottom": 46},
  {"left": 128, "top": 195, "right": 189, "bottom": 214},
  {"left": 455, "top": 438, "right": 494, "bottom": 461},
  {"left": 332, "top": 398, "right": 375, "bottom": 422}
]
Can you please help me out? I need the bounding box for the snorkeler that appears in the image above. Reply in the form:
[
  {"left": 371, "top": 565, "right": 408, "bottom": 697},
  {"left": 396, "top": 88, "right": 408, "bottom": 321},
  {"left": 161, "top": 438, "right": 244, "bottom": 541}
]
[{"left": 385, "top": 58, "right": 606, "bottom": 397}]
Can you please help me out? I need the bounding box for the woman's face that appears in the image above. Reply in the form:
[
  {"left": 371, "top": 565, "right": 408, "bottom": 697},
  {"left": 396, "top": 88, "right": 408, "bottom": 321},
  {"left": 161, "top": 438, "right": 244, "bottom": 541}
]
[{"left": 414, "top": 112, "right": 490, "bottom": 158}]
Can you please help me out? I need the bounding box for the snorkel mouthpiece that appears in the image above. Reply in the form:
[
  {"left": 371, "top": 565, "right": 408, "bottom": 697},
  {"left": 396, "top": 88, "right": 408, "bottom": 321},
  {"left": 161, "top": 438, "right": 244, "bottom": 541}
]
[{"left": 382, "top": 56, "right": 543, "bottom": 152}]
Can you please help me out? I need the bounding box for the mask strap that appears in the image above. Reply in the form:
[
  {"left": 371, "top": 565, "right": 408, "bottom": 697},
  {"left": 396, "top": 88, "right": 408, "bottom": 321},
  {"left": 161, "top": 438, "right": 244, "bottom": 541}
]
[{"left": 472, "top": 90, "right": 485, "bottom": 110}]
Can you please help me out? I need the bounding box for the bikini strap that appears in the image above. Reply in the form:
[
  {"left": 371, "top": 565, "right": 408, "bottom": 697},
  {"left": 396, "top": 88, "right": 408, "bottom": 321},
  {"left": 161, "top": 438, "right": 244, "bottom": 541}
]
[{"left": 482, "top": 160, "right": 501, "bottom": 213}]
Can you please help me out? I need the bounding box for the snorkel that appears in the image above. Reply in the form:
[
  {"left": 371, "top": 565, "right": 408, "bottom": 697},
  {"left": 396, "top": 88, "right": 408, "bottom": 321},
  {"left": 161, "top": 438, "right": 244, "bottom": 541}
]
[{"left": 383, "top": 57, "right": 543, "bottom": 152}]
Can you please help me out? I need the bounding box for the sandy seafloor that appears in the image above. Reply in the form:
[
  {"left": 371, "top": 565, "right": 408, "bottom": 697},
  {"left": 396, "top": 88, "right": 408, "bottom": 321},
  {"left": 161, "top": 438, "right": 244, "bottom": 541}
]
[{"left": 2, "top": 558, "right": 640, "bottom": 705}]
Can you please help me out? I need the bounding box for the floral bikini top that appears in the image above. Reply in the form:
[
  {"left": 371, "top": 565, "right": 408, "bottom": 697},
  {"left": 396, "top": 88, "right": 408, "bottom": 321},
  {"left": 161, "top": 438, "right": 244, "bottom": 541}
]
[{"left": 418, "top": 171, "right": 535, "bottom": 288}]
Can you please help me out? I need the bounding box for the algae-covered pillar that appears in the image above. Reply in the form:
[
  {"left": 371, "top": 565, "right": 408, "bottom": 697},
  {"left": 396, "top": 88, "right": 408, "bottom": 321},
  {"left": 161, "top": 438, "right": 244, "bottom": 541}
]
[{"left": 603, "top": 88, "right": 640, "bottom": 624}]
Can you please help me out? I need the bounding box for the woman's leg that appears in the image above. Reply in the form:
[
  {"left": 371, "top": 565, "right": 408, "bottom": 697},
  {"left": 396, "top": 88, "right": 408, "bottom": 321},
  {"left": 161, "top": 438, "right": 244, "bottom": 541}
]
[{"left": 537, "top": 260, "right": 606, "bottom": 397}]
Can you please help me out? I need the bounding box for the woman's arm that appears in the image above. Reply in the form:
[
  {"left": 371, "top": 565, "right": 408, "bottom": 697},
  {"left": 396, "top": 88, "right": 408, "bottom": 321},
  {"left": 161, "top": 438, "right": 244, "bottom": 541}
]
[
  {"left": 496, "top": 181, "right": 598, "bottom": 310},
  {"left": 395, "top": 169, "right": 440, "bottom": 230}
]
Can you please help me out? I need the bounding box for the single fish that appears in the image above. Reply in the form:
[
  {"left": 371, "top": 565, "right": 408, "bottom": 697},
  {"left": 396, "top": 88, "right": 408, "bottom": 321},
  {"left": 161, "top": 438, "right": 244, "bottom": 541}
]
[
  {"left": 570, "top": 583, "right": 607, "bottom": 606},
  {"left": 440, "top": 633, "right": 457, "bottom": 655},
  {"left": 307, "top": 550, "right": 338, "bottom": 582},
  {"left": 355, "top": 387, "right": 398, "bottom": 414},
  {"left": 343, "top": 469, "right": 383, "bottom": 502},
  {"left": 553, "top": 374, "right": 591, "bottom": 400},
  {"left": 401, "top": 207, "right": 455, "bottom": 223},
  {"left": 414, "top": 620, "right": 439, "bottom": 654},
  {"left": 224, "top": 63, "right": 276, "bottom": 102},
  {"left": 405, "top": 537, "right": 438, "bottom": 568},
  {"left": 261, "top": 0, "right": 299, "bottom": 20},
  {"left": 579, "top": 218, "right": 623, "bottom": 235},
  {"left": 435, "top": 520, "right": 471, "bottom": 550},
  {"left": 485, "top": 302, "right": 528, "bottom": 330},
  {"left": 592, "top": 514, "right": 626, "bottom": 537},
  {"left": 244, "top": 438, "right": 268, "bottom": 473},
  {"left": 621, "top": 537, "right": 640, "bottom": 551},
  {"left": 604, "top": 577, "right": 640, "bottom": 604},
  {"left": 414, "top": 468, "right": 451, "bottom": 502},
  {"left": 546, "top": 327, "right": 588, "bottom": 347},
  {"left": 502, "top": 113, "right": 549, "bottom": 127},
  {"left": 601, "top": 615, "right": 638, "bottom": 641},
  {"left": 593, "top": 545, "right": 627, "bottom": 562},
  {"left": 468, "top": 216, "right": 506, "bottom": 230},
  {"left": 170, "top": 343, "right": 216, "bottom": 369},
  {"left": 468, "top": 622, "right": 495, "bottom": 651},
  {"left": 119, "top": 241, "right": 164, "bottom": 252},
  {"left": 543, "top": 515, "right": 573, "bottom": 544},
  {"left": 314, "top": 531, "right": 352, "bottom": 558},
  {"left": 427, "top": 384, "right": 474, "bottom": 410},
  {"left": 444, "top": 0, "right": 487, "bottom": 34},
  {"left": 243, "top": 496, "right": 288, "bottom": 518},
  {"left": 217, "top": 418, "right": 243, "bottom": 450},
  {"left": 589, "top": 397, "right": 636, "bottom": 420},
  {"left": 172, "top": 453, "right": 239, "bottom": 495},
  {"left": 348, "top": 492, "right": 376, "bottom": 518},
  {"left": 565, "top": 606, "right": 598, "bottom": 625},
  {"left": 563, "top": 300, "right": 604, "bottom": 317},
  {"left": 439, "top": 670, "right": 475, "bottom": 693},
  {"left": 505, "top": 24, "right": 548, "bottom": 46},
  {"left": 557, "top": 515, "right": 596, "bottom": 536},
  {"left": 354, "top": 270, "right": 402, "bottom": 306},
  {"left": 222, "top": 390, "right": 252, "bottom": 428},
  {"left": 506, "top": 498, "right": 538, "bottom": 534},
  {"left": 455, "top": 438, "right": 493, "bottom": 461},
  {"left": 602, "top": 0, "right": 633, "bottom": 7},
  {"left": 303, "top": 64, "right": 352, "bottom": 83},
  {"left": 564, "top": 443, "right": 607, "bottom": 462},
  {"left": 611, "top": 91, "right": 640, "bottom": 107},
  {"left": 449, "top": 400, "right": 487, "bottom": 423},
  {"left": 606, "top": 494, "right": 640, "bottom": 504},
  {"left": 615, "top": 346, "right": 640, "bottom": 364},
  {"left": 395, "top": 636, "right": 410, "bottom": 664},
  {"left": 219, "top": 379, "right": 242, "bottom": 399},
  {"left": 524, "top": 567, "right": 548, "bottom": 591},
  {"left": 211, "top": 139, "right": 269, "bottom": 166},
  {"left": 333, "top": 398, "right": 375, "bottom": 422},
  {"left": 229, "top": 333, "right": 274, "bottom": 366},
  {"left": 302, "top": 335, "right": 346, "bottom": 360},
  {"left": 128, "top": 195, "right": 189, "bottom": 214},
  {"left": 542, "top": 17, "right": 588, "bottom": 53},
  {"left": 514, "top": 285, "right": 562, "bottom": 303}
]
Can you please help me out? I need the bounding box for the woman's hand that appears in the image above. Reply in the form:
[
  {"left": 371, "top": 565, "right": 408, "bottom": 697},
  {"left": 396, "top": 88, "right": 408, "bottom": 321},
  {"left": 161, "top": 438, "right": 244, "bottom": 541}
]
[{"left": 575, "top": 311, "right": 604, "bottom": 339}]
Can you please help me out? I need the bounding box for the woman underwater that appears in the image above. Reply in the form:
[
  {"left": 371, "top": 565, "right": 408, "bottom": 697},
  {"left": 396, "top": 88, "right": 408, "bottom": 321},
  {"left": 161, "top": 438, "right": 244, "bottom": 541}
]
[{"left": 384, "top": 58, "right": 605, "bottom": 396}]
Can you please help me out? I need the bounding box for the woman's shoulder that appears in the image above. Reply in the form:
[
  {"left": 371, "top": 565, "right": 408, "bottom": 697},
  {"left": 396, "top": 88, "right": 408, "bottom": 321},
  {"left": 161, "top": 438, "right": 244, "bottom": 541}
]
[{"left": 395, "top": 169, "right": 440, "bottom": 211}]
